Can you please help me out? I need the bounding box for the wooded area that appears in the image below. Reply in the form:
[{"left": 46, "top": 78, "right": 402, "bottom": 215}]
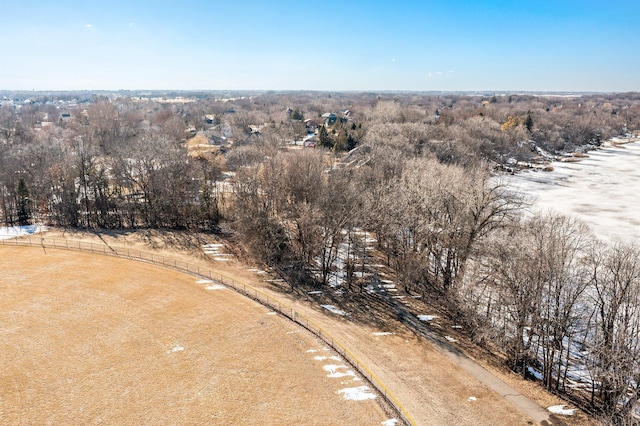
[{"left": 2, "top": 90, "right": 640, "bottom": 423}]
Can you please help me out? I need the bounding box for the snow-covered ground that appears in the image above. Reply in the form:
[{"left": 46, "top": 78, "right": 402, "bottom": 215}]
[
  {"left": 0, "top": 225, "right": 45, "bottom": 240},
  {"left": 505, "top": 141, "right": 640, "bottom": 242}
]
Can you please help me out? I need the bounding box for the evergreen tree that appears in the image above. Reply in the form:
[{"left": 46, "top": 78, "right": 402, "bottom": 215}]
[
  {"left": 16, "top": 178, "right": 31, "bottom": 226},
  {"left": 525, "top": 112, "right": 534, "bottom": 133},
  {"left": 318, "top": 125, "right": 333, "bottom": 148}
]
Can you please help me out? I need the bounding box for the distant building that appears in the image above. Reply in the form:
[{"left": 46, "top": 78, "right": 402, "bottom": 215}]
[{"left": 321, "top": 112, "right": 337, "bottom": 126}]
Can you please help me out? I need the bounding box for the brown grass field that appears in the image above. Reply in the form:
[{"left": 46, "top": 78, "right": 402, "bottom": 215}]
[
  {"left": 0, "top": 246, "right": 389, "bottom": 425},
  {"left": 0, "top": 229, "right": 593, "bottom": 425}
]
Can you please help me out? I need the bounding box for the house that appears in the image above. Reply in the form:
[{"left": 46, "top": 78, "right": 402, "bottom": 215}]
[
  {"left": 304, "top": 118, "right": 320, "bottom": 133},
  {"left": 321, "top": 112, "right": 337, "bottom": 126},
  {"left": 304, "top": 136, "right": 318, "bottom": 149}
]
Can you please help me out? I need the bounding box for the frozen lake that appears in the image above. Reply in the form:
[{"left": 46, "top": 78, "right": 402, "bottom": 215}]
[{"left": 505, "top": 141, "right": 640, "bottom": 243}]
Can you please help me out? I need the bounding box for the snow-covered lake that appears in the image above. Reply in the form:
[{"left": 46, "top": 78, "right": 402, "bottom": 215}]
[{"left": 505, "top": 141, "right": 640, "bottom": 243}]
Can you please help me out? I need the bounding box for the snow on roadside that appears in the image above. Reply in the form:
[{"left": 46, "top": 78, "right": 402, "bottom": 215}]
[
  {"left": 337, "top": 385, "right": 377, "bottom": 401},
  {"left": 0, "top": 225, "right": 46, "bottom": 240},
  {"left": 547, "top": 405, "right": 576, "bottom": 416},
  {"left": 382, "top": 420, "right": 398, "bottom": 426}
]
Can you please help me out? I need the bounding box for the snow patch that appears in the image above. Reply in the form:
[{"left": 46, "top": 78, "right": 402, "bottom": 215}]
[
  {"left": 527, "top": 367, "right": 543, "bottom": 380},
  {"left": 547, "top": 405, "right": 576, "bottom": 416},
  {"left": 373, "top": 332, "right": 394, "bottom": 336},
  {"left": 337, "top": 386, "right": 376, "bottom": 401},
  {"left": 0, "top": 225, "right": 45, "bottom": 240},
  {"left": 467, "top": 396, "right": 477, "bottom": 402},
  {"left": 418, "top": 315, "right": 438, "bottom": 322},
  {"left": 196, "top": 279, "right": 213, "bottom": 284},
  {"left": 321, "top": 305, "right": 349, "bottom": 316},
  {"left": 205, "top": 284, "right": 225, "bottom": 290},
  {"left": 445, "top": 335, "right": 458, "bottom": 343},
  {"left": 382, "top": 420, "right": 398, "bottom": 426},
  {"left": 323, "top": 364, "right": 356, "bottom": 379},
  {"left": 168, "top": 344, "right": 184, "bottom": 353}
]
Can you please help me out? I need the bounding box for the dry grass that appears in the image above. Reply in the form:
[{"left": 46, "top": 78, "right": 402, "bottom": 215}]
[
  {"left": 0, "top": 246, "right": 388, "bottom": 425},
  {"left": 15, "top": 228, "right": 593, "bottom": 425}
]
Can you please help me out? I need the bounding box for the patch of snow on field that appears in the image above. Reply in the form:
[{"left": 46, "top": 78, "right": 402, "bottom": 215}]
[
  {"left": 321, "top": 305, "right": 349, "bottom": 316},
  {"left": 382, "top": 419, "right": 398, "bottom": 426},
  {"left": 168, "top": 344, "right": 184, "bottom": 353},
  {"left": 0, "top": 225, "right": 45, "bottom": 240},
  {"left": 445, "top": 335, "right": 458, "bottom": 343},
  {"left": 547, "top": 405, "right": 576, "bottom": 416},
  {"left": 266, "top": 311, "right": 277, "bottom": 315},
  {"left": 467, "top": 396, "right": 477, "bottom": 402},
  {"left": 373, "top": 332, "right": 394, "bottom": 336},
  {"left": 196, "top": 279, "right": 213, "bottom": 284},
  {"left": 323, "top": 364, "right": 356, "bottom": 379},
  {"left": 205, "top": 284, "right": 226, "bottom": 290},
  {"left": 338, "top": 385, "right": 377, "bottom": 401},
  {"left": 307, "top": 291, "right": 323, "bottom": 295},
  {"left": 314, "top": 355, "right": 342, "bottom": 362},
  {"left": 306, "top": 349, "right": 318, "bottom": 353},
  {"left": 418, "top": 315, "right": 438, "bottom": 322}
]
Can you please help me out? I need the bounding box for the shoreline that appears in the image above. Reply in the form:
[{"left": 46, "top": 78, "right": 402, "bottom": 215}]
[{"left": 496, "top": 133, "right": 640, "bottom": 174}]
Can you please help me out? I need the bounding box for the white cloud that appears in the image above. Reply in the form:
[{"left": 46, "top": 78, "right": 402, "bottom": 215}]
[
  {"left": 129, "top": 22, "right": 135, "bottom": 27},
  {"left": 427, "top": 72, "right": 432, "bottom": 78},
  {"left": 85, "top": 24, "right": 93, "bottom": 29},
  {"left": 391, "top": 58, "right": 396, "bottom": 62}
]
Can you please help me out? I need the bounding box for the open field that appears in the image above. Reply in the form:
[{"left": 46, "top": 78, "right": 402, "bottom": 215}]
[
  {"left": 0, "top": 229, "right": 594, "bottom": 425},
  {"left": 0, "top": 246, "right": 389, "bottom": 425}
]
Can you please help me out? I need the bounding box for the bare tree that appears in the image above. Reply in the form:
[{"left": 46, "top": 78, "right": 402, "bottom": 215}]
[{"left": 588, "top": 242, "right": 640, "bottom": 419}]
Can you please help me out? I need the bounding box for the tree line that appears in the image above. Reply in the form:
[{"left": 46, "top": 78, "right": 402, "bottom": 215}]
[{"left": 2, "top": 90, "right": 640, "bottom": 422}]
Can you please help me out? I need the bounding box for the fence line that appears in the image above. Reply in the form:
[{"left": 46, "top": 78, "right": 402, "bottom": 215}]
[{"left": 1, "top": 236, "right": 416, "bottom": 426}]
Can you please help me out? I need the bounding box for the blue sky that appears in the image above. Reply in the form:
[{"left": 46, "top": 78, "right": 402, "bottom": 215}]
[{"left": 2, "top": 1, "right": 639, "bottom": 91}]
